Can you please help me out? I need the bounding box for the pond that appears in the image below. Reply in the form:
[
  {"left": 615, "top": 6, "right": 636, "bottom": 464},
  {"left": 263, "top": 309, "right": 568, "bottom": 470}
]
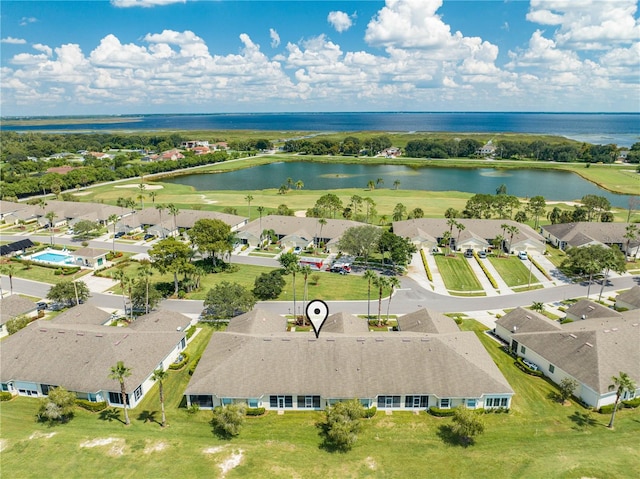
[{"left": 162, "top": 162, "right": 632, "bottom": 207}]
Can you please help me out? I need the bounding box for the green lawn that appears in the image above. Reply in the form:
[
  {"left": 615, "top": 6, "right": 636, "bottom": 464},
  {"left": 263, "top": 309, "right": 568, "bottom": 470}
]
[
  {"left": 433, "top": 254, "right": 484, "bottom": 294},
  {"left": 488, "top": 255, "right": 539, "bottom": 288},
  {"left": 2, "top": 319, "right": 639, "bottom": 478}
]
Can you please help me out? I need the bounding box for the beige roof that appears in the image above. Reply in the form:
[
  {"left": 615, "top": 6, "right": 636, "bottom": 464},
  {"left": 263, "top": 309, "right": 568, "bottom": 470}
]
[
  {"left": 566, "top": 299, "right": 621, "bottom": 320},
  {"left": 226, "top": 309, "right": 287, "bottom": 335},
  {"left": 0, "top": 295, "right": 37, "bottom": 324},
  {"left": 136, "top": 207, "right": 245, "bottom": 230},
  {"left": 397, "top": 308, "right": 460, "bottom": 334},
  {"left": 186, "top": 310, "right": 513, "bottom": 399},
  {"left": 39, "top": 200, "right": 122, "bottom": 223},
  {"left": 49, "top": 303, "right": 112, "bottom": 326},
  {"left": 542, "top": 222, "right": 640, "bottom": 248},
  {"left": 495, "top": 307, "right": 562, "bottom": 334},
  {"left": 322, "top": 312, "right": 370, "bottom": 334},
  {"left": 393, "top": 219, "right": 544, "bottom": 247},
  {"left": 513, "top": 313, "right": 640, "bottom": 394},
  {"left": 240, "top": 215, "right": 367, "bottom": 242},
  {"left": 615, "top": 286, "right": 640, "bottom": 309},
  {"left": 0, "top": 320, "right": 185, "bottom": 394},
  {"left": 128, "top": 310, "right": 192, "bottom": 332},
  {"left": 73, "top": 247, "right": 108, "bottom": 258}
]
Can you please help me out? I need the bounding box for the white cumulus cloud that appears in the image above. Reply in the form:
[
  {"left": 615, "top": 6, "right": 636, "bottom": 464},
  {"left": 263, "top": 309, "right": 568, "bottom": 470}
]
[
  {"left": 111, "top": 0, "right": 186, "bottom": 8},
  {"left": 270, "top": 28, "right": 280, "bottom": 48},
  {"left": 1, "top": 37, "right": 27, "bottom": 44},
  {"left": 327, "top": 11, "right": 354, "bottom": 33}
]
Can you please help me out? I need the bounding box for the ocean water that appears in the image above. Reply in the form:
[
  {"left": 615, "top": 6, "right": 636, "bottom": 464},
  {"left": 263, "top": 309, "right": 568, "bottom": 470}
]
[{"left": 3, "top": 112, "right": 639, "bottom": 146}]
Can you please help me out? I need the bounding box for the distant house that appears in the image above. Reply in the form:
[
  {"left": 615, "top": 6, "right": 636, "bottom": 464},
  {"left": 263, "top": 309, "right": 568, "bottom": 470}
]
[
  {"left": 73, "top": 247, "right": 109, "bottom": 269},
  {"left": 184, "top": 308, "right": 513, "bottom": 411},
  {"left": 564, "top": 299, "right": 621, "bottom": 322},
  {"left": 0, "top": 295, "right": 38, "bottom": 336},
  {"left": 181, "top": 140, "right": 210, "bottom": 149},
  {"left": 0, "top": 310, "right": 192, "bottom": 407},
  {"left": 615, "top": 286, "right": 640, "bottom": 311},
  {"left": 541, "top": 222, "right": 639, "bottom": 256},
  {"left": 509, "top": 313, "right": 640, "bottom": 408},
  {"left": 476, "top": 143, "right": 496, "bottom": 156},
  {"left": 393, "top": 219, "right": 545, "bottom": 254},
  {"left": 160, "top": 149, "right": 185, "bottom": 161},
  {"left": 396, "top": 308, "right": 460, "bottom": 334}
]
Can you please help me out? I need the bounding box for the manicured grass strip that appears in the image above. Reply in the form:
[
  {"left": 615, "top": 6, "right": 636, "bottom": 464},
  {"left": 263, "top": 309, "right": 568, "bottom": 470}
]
[
  {"left": 433, "top": 254, "right": 483, "bottom": 292},
  {"left": 420, "top": 249, "right": 433, "bottom": 281},
  {"left": 488, "top": 256, "right": 540, "bottom": 288}
]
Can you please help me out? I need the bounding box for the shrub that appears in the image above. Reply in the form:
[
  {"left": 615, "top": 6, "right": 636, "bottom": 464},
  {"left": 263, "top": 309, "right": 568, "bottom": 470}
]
[
  {"left": 245, "top": 407, "right": 266, "bottom": 416},
  {"left": 560, "top": 318, "right": 573, "bottom": 324},
  {"left": 529, "top": 256, "right": 552, "bottom": 280},
  {"left": 473, "top": 252, "right": 498, "bottom": 288},
  {"left": 428, "top": 407, "right": 456, "bottom": 417},
  {"left": 75, "top": 399, "right": 107, "bottom": 412},
  {"left": 187, "top": 404, "right": 200, "bottom": 415},
  {"left": 169, "top": 352, "right": 189, "bottom": 370},
  {"left": 0, "top": 391, "right": 13, "bottom": 401},
  {"left": 598, "top": 404, "right": 621, "bottom": 414},
  {"left": 363, "top": 406, "right": 377, "bottom": 418},
  {"left": 623, "top": 397, "right": 640, "bottom": 409},
  {"left": 211, "top": 404, "right": 246, "bottom": 438},
  {"left": 420, "top": 249, "right": 433, "bottom": 281},
  {"left": 185, "top": 325, "right": 196, "bottom": 340},
  {"left": 188, "top": 356, "right": 200, "bottom": 376}
]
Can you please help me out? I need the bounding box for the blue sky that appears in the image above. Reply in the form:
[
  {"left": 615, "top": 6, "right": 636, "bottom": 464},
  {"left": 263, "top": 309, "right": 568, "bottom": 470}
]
[{"left": 1, "top": 0, "right": 639, "bottom": 115}]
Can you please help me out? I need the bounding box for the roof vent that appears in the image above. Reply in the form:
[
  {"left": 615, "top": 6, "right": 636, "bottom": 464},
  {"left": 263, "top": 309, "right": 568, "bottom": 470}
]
[
  {"left": 95, "top": 334, "right": 103, "bottom": 337},
  {"left": 569, "top": 333, "right": 577, "bottom": 338},
  {"left": 326, "top": 338, "right": 335, "bottom": 342},
  {"left": 525, "top": 315, "right": 531, "bottom": 320},
  {"left": 421, "top": 338, "right": 430, "bottom": 342},
  {"left": 604, "top": 329, "right": 611, "bottom": 333},
  {"left": 263, "top": 338, "right": 272, "bottom": 341},
  {"left": 587, "top": 306, "right": 595, "bottom": 311},
  {"left": 585, "top": 342, "right": 593, "bottom": 347},
  {"left": 357, "top": 338, "right": 365, "bottom": 342},
  {"left": 375, "top": 338, "right": 384, "bottom": 342},
  {"left": 281, "top": 338, "right": 290, "bottom": 342},
  {"left": 612, "top": 328, "right": 618, "bottom": 331},
  {"left": 77, "top": 332, "right": 84, "bottom": 336},
  {"left": 402, "top": 338, "right": 411, "bottom": 342}
]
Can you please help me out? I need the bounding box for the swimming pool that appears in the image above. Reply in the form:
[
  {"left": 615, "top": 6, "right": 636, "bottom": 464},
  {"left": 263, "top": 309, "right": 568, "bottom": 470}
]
[{"left": 31, "top": 251, "right": 75, "bottom": 265}]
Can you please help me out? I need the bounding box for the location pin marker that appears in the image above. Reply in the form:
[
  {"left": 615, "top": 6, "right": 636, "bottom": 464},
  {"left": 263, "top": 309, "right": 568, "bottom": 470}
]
[{"left": 306, "top": 299, "right": 329, "bottom": 339}]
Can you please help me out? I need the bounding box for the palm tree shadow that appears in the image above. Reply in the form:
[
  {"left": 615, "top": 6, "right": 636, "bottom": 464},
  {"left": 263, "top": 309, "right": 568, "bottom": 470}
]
[
  {"left": 99, "top": 407, "right": 124, "bottom": 424},
  {"left": 436, "top": 425, "right": 474, "bottom": 448},
  {"left": 568, "top": 410, "right": 599, "bottom": 430},
  {"left": 138, "top": 410, "right": 158, "bottom": 424}
]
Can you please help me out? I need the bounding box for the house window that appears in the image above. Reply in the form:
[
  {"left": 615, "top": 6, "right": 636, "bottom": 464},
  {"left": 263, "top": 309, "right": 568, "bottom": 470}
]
[
  {"left": 486, "top": 397, "right": 509, "bottom": 408},
  {"left": 297, "top": 395, "right": 321, "bottom": 408},
  {"left": 248, "top": 399, "right": 258, "bottom": 408},
  {"left": 41, "top": 384, "right": 57, "bottom": 395},
  {"left": 133, "top": 386, "right": 143, "bottom": 401},
  {"left": 439, "top": 398, "right": 451, "bottom": 409},
  {"left": 520, "top": 345, "right": 526, "bottom": 354},
  {"left": 180, "top": 338, "right": 186, "bottom": 349},
  {"left": 109, "top": 391, "right": 129, "bottom": 405},
  {"left": 222, "top": 398, "right": 232, "bottom": 405},
  {"left": 549, "top": 364, "right": 555, "bottom": 373},
  {"left": 405, "top": 395, "right": 428, "bottom": 408},
  {"left": 377, "top": 396, "right": 401, "bottom": 408},
  {"left": 269, "top": 395, "right": 293, "bottom": 408},
  {"left": 189, "top": 395, "right": 213, "bottom": 408},
  {"left": 1, "top": 383, "right": 8, "bottom": 392},
  {"left": 466, "top": 399, "right": 477, "bottom": 408}
]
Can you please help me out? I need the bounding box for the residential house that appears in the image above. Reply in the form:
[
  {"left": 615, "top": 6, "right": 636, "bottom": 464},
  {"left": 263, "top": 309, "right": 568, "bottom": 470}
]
[
  {"left": 615, "top": 286, "right": 640, "bottom": 311},
  {"left": 393, "top": 219, "right": 545, "bottom": 254},
  {"left": 509, "top": 313, "right": 640, "bottom": 408},
  {"left": 0, "top": 310, "right": 192, "bottom": 407},
  {"left": 564, "top": 299, "right": 621, "bottom": 322},
  {"left": 476, "top": 143, "right": 496, "bottom": 156},
  {"left": 541, "top": 222, "right": 639, "bottom": 257},
  {"left": 72, "top": 247, "right": 109, "bottom": 269},
  {"left": 184, "top": 308, "right": 514, "bottom": 411},
  {"left": 49, "top": 303, "right": 114, "bottom": 326},
  {"left": 494, "top": 307, "right": 562, "bottom": 348},
  {"left": 0, "top": 295, "right": 38, "bottom": 336},
  {"left": 396, "top": 308, "right": 460, "bottom": 334}
]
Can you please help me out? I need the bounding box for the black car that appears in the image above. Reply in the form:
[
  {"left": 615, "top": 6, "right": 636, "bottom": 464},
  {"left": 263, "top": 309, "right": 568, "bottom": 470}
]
[
  {"left": 144, "top": 233, "right": 155, "bottom": 240},
  {"left": 464, "top": 249, "right": 474, "bottom": 258},
  {"left": 114, "top": 231, "right": 125, "bottom": 238}
]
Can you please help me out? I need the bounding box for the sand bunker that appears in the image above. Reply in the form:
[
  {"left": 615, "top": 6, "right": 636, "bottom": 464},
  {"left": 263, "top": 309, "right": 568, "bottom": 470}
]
[
  {"left": 72, "top": 191, "right": 92, "bottom": 196},
  {"left": 199, "top": 194, "right": 218, "bottom": 204},
  {"left": 114, "top": 184, "right": 163, "bottom": 190},
  {"left": 294, "top": 210, "right": 306, "bottom": 217}
]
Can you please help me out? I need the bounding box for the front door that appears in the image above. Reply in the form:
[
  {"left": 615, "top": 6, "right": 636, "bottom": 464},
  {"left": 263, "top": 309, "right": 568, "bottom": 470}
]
[
  {"left": 413, "top": 396, "right": 421, "bottom": 408},
  {"left": 277, "top": 396, "right": 285, "bottom": 409},
  {"left": 385, "top": 396, "right": 393, "bottom": 408},
  {"left": 305, "top": 396, "right": 313, "bottom": 408}
]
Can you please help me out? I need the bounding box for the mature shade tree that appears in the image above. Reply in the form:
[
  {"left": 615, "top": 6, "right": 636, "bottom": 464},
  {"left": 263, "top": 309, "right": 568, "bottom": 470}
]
[
  {"left": 444, "top": 207, "right": 459, "bottom": 219},
  {"left": 527, "top": 196, "right": 547, "bottom": 230},
  {"left": 47, "top": 280, "right": 90, "bottom": 307},
  {"left": 211, "top": 403, "right": 246, "bottom": 438},
  {"left": 607, "top": 372, "right": 636, "bottom": 429},
  {"left": 450, "top": 407, "right": 485, "bottom": 446},
  {"left": 581, "top": 194, "right": 611, "bottom": 222},
  {"left": 72, "top": 219, "right": 100, "bottom": 240},
  {"left": 149, "top": 237, "right": 191, "bottom": 295},
  {"left": 109, "top": 361, "right": 132, "bottom": 425},
  {"left": 561, "top": 244, "right": 623, "bottom": 299},
  {"left": 462, "top": 194, "right": 493, "bottom": 219},
  {"left": 314, "top": 194, "right": 343, "bottom": 219},
  {"left": 279, "top": 252, "right": 300, "bottom": 320},
  {"left": 378, "top": 231, "right": 417, "bottom": 269},
  {"left": 253, "top": 270, "right": 285, "bottom": 300},
  {"left": 37, "top": 386, "right": 76, "bottom": 424},
  {"left": 131, "top": 279, "right": 162, "bottom": 313},
  {"left": 392, "top": 203, "right": 407, "bottom": 221},
  {"left": 202, "top": 281, "right": 256, "bottom": 319},
  {"left": 337, "top": 225, "right": 382, "bottom": 265},
  {"left": 547, "top": 206, "right": 562, "bottom": 225},
  {"left": 408, "top": 207, "right": 424, "bottom": 219},
  {"left": 151, "top": 368, "right": 169, "bottom": 427},
  {"left": 317, "top": 399, "right": 365, "bottom": 452},
  {"left": 187, "top": 218, "right": 232, "bottom": 267}
]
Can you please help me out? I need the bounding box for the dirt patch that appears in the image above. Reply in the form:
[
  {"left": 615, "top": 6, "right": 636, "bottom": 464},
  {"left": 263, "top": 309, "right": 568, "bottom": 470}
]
[
  {"left": 79, "top": 437, "right": 125, "bottom": 457},
  {"left": 219, "top": 450, "right": 244, "bottom": 476},
  {"left": 365, "top": 456, "right": 377, "bottom": 470},
  {"left": 199, "top": 194, "right": 218, "bottom": 204},
  {"left": 294, "top": 210, "right": 306, "bottom": 217},
  {"left": 144, "top": 441, "right": 168, "bottom": 454},
  {"left": 0, "top": 439, "right": 7, "bottom": 452},
  {"left": 114, "top": 184, "right": 163, "bottom": 190},
  {"left": 203, "top": 445, "right": 226, "bottom": 454},
  {"left": 29, "top": 431, "right": 57, "bottom": 440},
  {"left": 72, "top": 191, "right": 92, "bottom": 196}
]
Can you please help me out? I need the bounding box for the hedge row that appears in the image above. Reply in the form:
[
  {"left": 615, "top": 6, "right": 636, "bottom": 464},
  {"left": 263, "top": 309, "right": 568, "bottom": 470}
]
[
  {"left": 473, "top": 252, "right": 498, "bottom": 289},
  {"left": 246, "top": 407, "right": 266, "bottom": 416},
  {"left": 364, "top": 406, "right": 377, "bottom": 418},
  {"left": 528, "top": 254, "right": 552, "bottom": 280},
  {"left": 76, "top": 399, "right": 107, "bottom": 412},
  {"left": 169, "top": 352, "right": 189, "bottom": 370},
  {"left": 420, "top": 249, "right": 433, "bottom": 282},
  {"left": 428, "top": 407, "right": 456, "bottom": 417},
  {"left": 514, "top": 357, "right": 544, "bottom": 377},
  {"left": 0, "top": 391, "right": 13, "bottom": 401}
]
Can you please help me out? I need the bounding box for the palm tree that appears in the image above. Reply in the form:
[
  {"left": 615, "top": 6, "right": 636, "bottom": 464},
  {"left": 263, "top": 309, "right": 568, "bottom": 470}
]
[
  {"left": 286, "top": 177, "right": 294, "bottom": 190},
  {"left": 117, "top": 197, "right": 127, "bottom": 215},
  {"left": 167, "top": 203, "right": 179, "bottom": 233},
  {"left": 531, "top": 301, "right": 545, "bottom": 313},
  {"left": 109, "top": 361, "right": 132, "bottom": 425},
  {"left": 137, "top": 261, "right": 153, "bottom": 314},
  {"left": 112, "top": 269, "right": 129, "bottom": 314},
  {"left": 363, "top": 270, "right": 377, "bottom": 320},
  {"left": 155, "top": 203, "right": 166, "bottom": 238},
  {"left": 392, "top": 203, "right": 407, "bottom": 222},
  {"left": 441, "top": 230, "right": 452, "bottom": 256},
  {"left": 317, "top": 217, "right": 327, "bottom": 248},
  {"left": 137, "top": 182, "right": 146, "bottom": 209},
  {"left": 245, "top": 194, "right": 254, "bottom": 220},
  {"left": 257, "top": 206, "right": 265, "bottom": 233},
  {"left": 125, "top": 197, "right": 136, "bottom": 214},
  {"left": 376, "top": 177, "right": 384, "bottom": 188},
  {"left": 2, "top": 264, "right": 18, "bottom": 295},
  {"left": 454, "top": 221, "right": 466, "bottom": 253},
  {"left": 279, "top": 253, "right": 300, "bottom": 321},
  {"left": 295, "top": 180, "right": 304, "bottom": 190},
  {"left": 505, "top": 225, "right": 520, "bottom": 254},
  {"left": 624, "top": 224, "right": 638, "bottom": 261},
  {"left": 301, "top": 265, "right": 312, "bottom": 324},
  {"left": 45, "top": 211, "right": 57, "bottom": 245},
  {"left": 108, "top": 214, "right": 119, "bottom": 253},
  {"left": 373, "top": 275, "right": 389, "bottom": 327},
  {"left": 149, "top": 191, "right": 157, "bottom": 204},
  {"left": 367, "top": 180, "right": 375, "bottom": 190},
  {"left": 607, "top": 372, "right": 636, "bottom": 429},
  {"left": 493, "top": 235, "right": 505, "bottom": 258},
  {"left": 378, "top": 215, "right": 388, "bottom": 226},
  {"left": 393, "top": 179, "right": 400, "bottom": 190},
  {"left": 151, "top": 368, "right": 169, "bottom": 427},
  {"left": 583, "top": 258, "right": 600, "bottom": 299},
  {"left": 385, "top": 276, "right": 401, "bottom": 321}
]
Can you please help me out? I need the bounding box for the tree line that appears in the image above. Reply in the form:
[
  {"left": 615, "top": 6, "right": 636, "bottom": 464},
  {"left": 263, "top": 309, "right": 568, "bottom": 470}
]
[{"left": 283, "top": 136, "right": 392, "bottom": 156}]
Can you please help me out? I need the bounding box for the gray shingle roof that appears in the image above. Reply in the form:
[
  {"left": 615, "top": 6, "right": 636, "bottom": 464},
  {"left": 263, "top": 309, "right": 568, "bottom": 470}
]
[
  {"left": 542, "top": 222, "right": 640, "bottom": 249},
  {"left": 226, "top": 309, "right": 288, "bottom": 334},
  {"left": 127, "top": 310, "right": 192, "bottom": 332},
  {"left": 397, "top": 308, "right": 460, "bottom": 334},
  {"left": 240, "top": 215, "right": 367, "bottom": 242},
  {"left": 616, "top": 286, "right": 640, "bottom": 309},
  {"left": 73, "top": 247, "right": 108, "bottom": 258},
  {"left": 49, "top": 303, "right": 112, "bottom": 326},
  {"left": 0, "top": 295, "right": 37, "bottom": 324},
  {"left": 495, "top": 307, "right": 562, "bottom": 334},
  {"left": 322, "top": 312, "right": 369, "bottom": 334},
  {"left": 513, "top": 313, "right": 640, "bottom": 394},
  {"left": 565, "top": 299, "right": 621, "bottom": 320},
  {"left": 0, "top": 320, "right": 185, "bottom": 394}
]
